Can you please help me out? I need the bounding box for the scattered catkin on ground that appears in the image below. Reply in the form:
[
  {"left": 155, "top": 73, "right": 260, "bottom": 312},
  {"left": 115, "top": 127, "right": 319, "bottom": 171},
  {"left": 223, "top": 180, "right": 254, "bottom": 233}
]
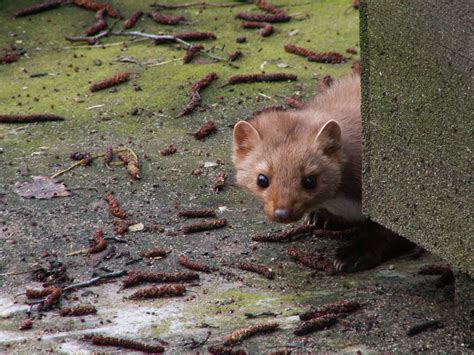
[
  {"left": 287, "top": 246, "right": 335, "bottom": 273},
  {"left": 299, "top": 300, "right": 361, "bottom": 321},
  {"left": 14, "top": 0, "right": 63, "bottom": 17},
  {"left": 72, "top": 0, "right": 120, "bottom": 18},
  {"left": 91, "top": 336, "right": 165, "bottom": 353},
  {"left": 60, "top": 304, "right": 97, "bottom": 317},
  {"left": 0, "top": 114, "right": 64, "bottom": 123},
  {"left": 239, "top": 262, "right": 275, "bottom": 280},
  {"left": 182, "top": 218, "right": 227, "bottom": 234},
  {"left": 223, "top": 322, "right": 279, "bottom": 345},
  {"left": 88, "top": 229, "right": 107, "bottom": 254},
  {"left": 18, "top": 319, "right": 33, "bottom": 330},
  {"left": 160, "top": 145, "right": 178, "bottom": 156},
  {"left": 122, "top": 271, "right": 199, "bottom": 288},
  {"left": 183, "top": 44, "right": 204, "bottom": 63},
  {"left": 256, "top": 0, "right": 287, "bottom": 16},
  {"left": 85, "top": 9, "right": 107, "bottom": 36},
  {"left": 148, "top": 11, "right": 186, "bottom": 25},
  {"left": 284, "top": 44, "right": 347, "bottom": 64},
  {"left": 178, "top": 255, "right": 211, "bottom": 273},
  {"left": 252, "top": 224, "right": 316, "bottom": 242},
  {"left": 128, "top": 284, "right": 186, "bottom": 300},
  {"left": 104, "top": 193, "right": 128, "bottom": 219},
  {"left": 193, "top": 120, "right": 217, "bottom": 140},
  {"left": 1, "top": 47, "right": 17, "bottom": 64},
  {"left": 139, "top": 247, "right": 170, "bottom": 258},
  {"left": 235, "top": 13, "right": 290, "bottom": 23},
  {"left": 294, "top": 314, "right": 337, "bottom": 336},
  {"left": 90, "top": 72, "right": 130, "bottom": 92},
  {"left": 123, "top": 11, "right": 143, "bottom": 29},
  {"left": 43, "top": 286, "right": 61, "bottom": 309},
  {"left": 228, "top": 73, "right": 297, "bottom": 85},
  {"left": 241, "top": 22, "right": 274, "bottom": 37}
]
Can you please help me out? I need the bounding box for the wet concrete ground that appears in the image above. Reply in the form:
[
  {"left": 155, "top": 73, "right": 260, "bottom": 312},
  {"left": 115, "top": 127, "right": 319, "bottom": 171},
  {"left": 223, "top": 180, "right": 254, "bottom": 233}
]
[{"left": 0, "top": 0, "right": 470, "bottom": 353}]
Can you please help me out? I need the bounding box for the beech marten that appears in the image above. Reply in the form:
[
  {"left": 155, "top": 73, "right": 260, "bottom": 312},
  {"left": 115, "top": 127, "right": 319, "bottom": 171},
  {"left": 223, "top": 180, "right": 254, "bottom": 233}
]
[{"left": 232, "top": 74, "right": 413, "bottom": 272}]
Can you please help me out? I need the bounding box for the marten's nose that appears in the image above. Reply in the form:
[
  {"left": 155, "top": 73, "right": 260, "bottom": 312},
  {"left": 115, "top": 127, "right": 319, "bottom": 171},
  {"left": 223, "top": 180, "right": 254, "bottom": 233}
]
[{"left": 274, "top": 208, "right": 290, "bottom": 220}]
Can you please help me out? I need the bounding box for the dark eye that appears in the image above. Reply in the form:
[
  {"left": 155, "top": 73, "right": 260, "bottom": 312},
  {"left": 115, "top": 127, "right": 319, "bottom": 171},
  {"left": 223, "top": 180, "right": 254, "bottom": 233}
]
[
  {"left": 257, "top": 174, "right": 269, "bottom": 188},
  {"left": 302, "top": 175, "right": 317, "bottom": 190}
]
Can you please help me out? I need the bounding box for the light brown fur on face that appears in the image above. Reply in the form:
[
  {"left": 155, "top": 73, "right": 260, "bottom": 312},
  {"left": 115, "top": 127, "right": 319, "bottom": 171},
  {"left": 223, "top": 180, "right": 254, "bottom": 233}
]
[{"left": 233, "top": 74, "right": 363, "bottom": 224}]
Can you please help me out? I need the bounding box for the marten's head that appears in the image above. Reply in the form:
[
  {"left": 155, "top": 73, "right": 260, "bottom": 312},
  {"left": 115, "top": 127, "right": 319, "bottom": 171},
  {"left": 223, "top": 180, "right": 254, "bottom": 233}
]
[{"left": 232, "top": 111, "right": 344, "bottom": 223}]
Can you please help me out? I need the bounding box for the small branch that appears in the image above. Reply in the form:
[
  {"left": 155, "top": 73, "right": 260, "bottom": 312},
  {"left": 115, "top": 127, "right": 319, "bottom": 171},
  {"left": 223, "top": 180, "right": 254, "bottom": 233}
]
[
  {"left": 62, "top": 270, "right": 127, "bottom": 293},
  {"left": 65, "top": 38, "right": 148, "bottom": 49},
  {"left": 65, "top": 248, "right": 88, "bottom": 256},
  {"left": 112, "top": 31, "right": 191, "bottom": 47},
  {"left": 0, "top": 268, "right": 42, "bottom": 277},
  {"left": 50, "top": 146, "right": 133, "bottom": 179},
  {"left": 151, "top": 2, "right": 246, "bottom": 9}
]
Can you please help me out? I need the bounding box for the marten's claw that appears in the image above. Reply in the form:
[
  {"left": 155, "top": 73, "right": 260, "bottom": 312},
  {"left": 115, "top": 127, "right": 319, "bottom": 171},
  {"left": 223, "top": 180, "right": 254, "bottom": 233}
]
[
  {"left": 304, "top": 213, "right": 317, "bottom": 225},
  {"left": 334, "top": 245, "right": 382, "bottom": 272}
]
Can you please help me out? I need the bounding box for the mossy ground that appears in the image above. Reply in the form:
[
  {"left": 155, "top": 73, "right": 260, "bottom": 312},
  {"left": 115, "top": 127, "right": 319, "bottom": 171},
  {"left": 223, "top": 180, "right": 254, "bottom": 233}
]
[{"left": 0, "top": 0, "right": 468, "bottom": 353}]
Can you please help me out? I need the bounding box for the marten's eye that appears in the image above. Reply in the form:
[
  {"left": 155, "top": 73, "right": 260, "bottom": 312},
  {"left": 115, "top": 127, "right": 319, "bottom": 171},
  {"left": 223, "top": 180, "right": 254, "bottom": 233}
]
[
  {"left": 257, "top": 174, "right": 269, "bottom": 188},
  {"left": 302, "top": 175, "right": 317, "bottom": 190}
]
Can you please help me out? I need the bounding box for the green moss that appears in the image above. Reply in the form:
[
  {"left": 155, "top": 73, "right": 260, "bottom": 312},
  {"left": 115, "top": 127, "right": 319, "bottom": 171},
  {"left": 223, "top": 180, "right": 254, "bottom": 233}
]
[{"left": 1, "top": 0, "right": 358, "bottom": 170}]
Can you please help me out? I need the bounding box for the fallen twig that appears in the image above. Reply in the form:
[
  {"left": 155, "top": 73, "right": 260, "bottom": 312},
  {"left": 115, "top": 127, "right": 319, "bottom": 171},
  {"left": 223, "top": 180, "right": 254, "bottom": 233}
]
[{"left": 62, "top": 270, "right": 126, "bottom": 292}]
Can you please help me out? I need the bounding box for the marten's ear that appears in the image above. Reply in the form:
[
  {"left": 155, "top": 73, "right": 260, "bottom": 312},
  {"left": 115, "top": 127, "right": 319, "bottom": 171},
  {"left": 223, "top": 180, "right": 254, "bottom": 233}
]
[
  {"left": 314, "top": 120, "right": 342, "bottom": 157},
  {"left": 233, "top": 121, "right": 261, "bottom": 159}
]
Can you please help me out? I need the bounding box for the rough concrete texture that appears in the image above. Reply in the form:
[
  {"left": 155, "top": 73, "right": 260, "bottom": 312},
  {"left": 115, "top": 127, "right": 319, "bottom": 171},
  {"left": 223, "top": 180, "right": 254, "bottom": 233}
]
[
  {"left": 0, "top": 0, "right": 471, "bottom": 353},
  {"left": 360, "top": 0, "right": 473, "bottom": 276}
]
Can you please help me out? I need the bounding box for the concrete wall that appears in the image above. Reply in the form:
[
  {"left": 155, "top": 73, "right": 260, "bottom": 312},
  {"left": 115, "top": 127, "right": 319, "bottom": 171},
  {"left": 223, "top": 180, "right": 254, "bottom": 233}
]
[{"left": 360, "top": 0, "right": 473, "bottom": 276}]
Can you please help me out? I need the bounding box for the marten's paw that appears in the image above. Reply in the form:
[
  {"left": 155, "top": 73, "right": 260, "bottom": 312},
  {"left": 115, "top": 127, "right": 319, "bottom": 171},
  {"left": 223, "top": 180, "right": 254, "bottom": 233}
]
[{"left": 334, "top": 244, "right": 383, "bottom": 272}]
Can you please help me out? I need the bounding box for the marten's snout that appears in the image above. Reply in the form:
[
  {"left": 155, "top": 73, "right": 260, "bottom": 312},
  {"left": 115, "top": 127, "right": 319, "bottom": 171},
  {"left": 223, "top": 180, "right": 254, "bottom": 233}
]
[
  {"left": 272, "top": 208, "right": 301, "bottom": 223},
  {"left": 274, "top": 208, "right": 290, "bottom": 220}
]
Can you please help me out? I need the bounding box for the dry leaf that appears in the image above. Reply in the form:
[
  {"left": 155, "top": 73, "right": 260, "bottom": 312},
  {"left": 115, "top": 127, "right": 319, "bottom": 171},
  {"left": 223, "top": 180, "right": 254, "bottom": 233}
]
[{"left": 14, "top": 176, "right": 72, "bottom": 199}]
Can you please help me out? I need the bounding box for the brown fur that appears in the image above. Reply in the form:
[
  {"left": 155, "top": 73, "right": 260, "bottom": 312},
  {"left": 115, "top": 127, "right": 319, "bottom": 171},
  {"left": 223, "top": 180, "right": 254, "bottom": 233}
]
[{"left": 233, "top": 74, "right": 363, "bottom": 224}]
